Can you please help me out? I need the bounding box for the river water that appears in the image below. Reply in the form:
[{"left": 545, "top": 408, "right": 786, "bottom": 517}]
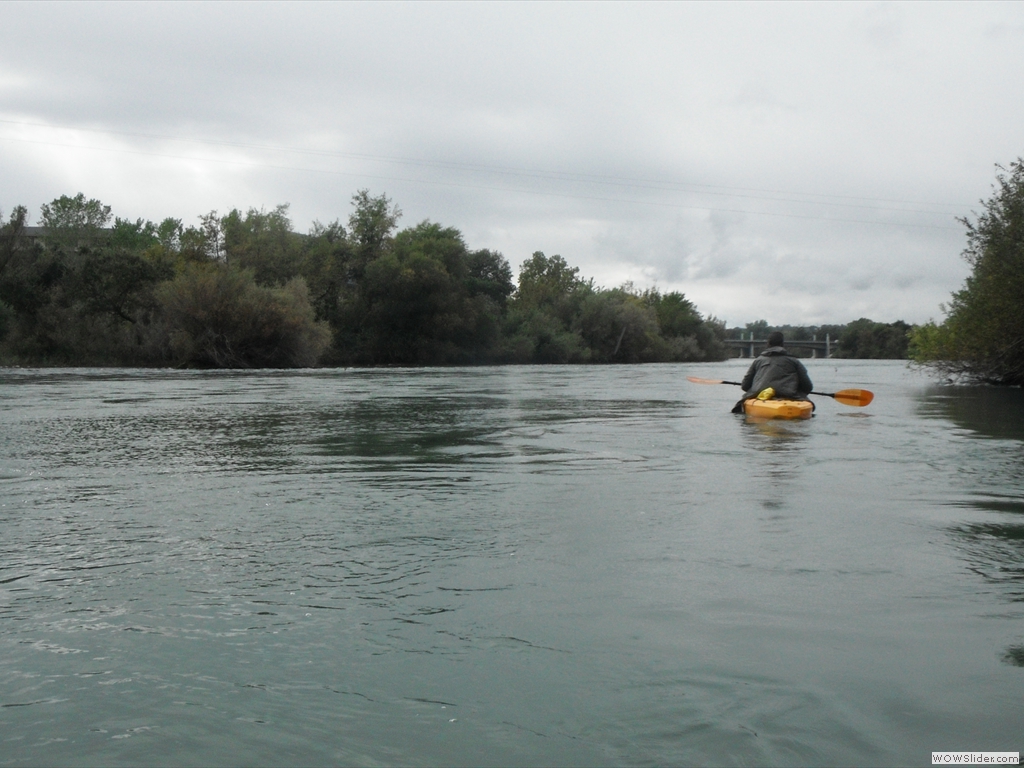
[{"left": 0, "top": 361, "right": 1021, "bottom": 766}]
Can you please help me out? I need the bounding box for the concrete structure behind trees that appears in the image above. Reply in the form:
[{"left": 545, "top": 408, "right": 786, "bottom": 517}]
[{"left": 725, "top": 333, "right": 831, "bottom": 358}]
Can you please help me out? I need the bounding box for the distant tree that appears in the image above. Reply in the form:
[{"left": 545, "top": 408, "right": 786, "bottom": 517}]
[
  {"left": 0, "top": 205, "right": 178, "bottom": 364},
  {"left": 466, "top": 248, "right": 515, "bottom": 307},
  {"left": 647, "top": 290, "right": 701, "bottom": 338},
  {"left": 911, "top": 159, "right": 1024, "bottom": 383},
  {"left": 0, "top": 297, "right": 11, "bottom": 344},
  {"left": 775, "top": 324, "right": 813, "bottom": 342},
  {"left": 576, "top": 288, "right": 662, "bottom": 363},
  {"left": 76, "top": 247, "right": 171, "bottom": 325},
  {"left": 515, "top": 252, "right": 585, "bottom": 311},
  {"left": 156, "top": 218, "right": 183, "bottom": 251},
  {"left": 221, "top": 204, "right": 301, "bottom": 285},
  {"left": 38, "top": 193, "right": 112, "bottom": 254},
  {"left": 0, "top": 206, "right": 29, "bottom": 279},
  {"left": 36, "top": 192, "right": 114, "bottom": 268},
  {"left": 0, "top": 217, "right": 59, "bottom": 319},
  {"left": 503, "top": 252, "right": 592, "bottom": 363},
  {"left": 300, "top": 219, "right": 353, "bottom": 336},
  {"left": 641, "top": 288, "right": 726, "bottom": 361},
  {"left": 835, "top": 318, "right": 911, "bottom": 359},
  {"left": 202, "top": 211, "right": 226, "bottom": 261},
  {"left": 177, "top": 219, "right": 219, "bottom": 265},
  {"left": 348, "top": 221, "right": 509, "bottom": 364},
  {"left": 108, "top": 217, "right": 161, "bottom": 253},
  {"left": 0, "top": 208, "right": 31, "bottom": 343},
  {"left": 745, "top": 319, "right": 770, "bottom": 339},
  {"left": 502, "top": 307, "right": 589, "bottom": 363},
  {"left": 817, "top": 324, "right": 846, "bottom": 343},
  {"left": 348, "top": 190, "right": 401, "bottom": 277}
]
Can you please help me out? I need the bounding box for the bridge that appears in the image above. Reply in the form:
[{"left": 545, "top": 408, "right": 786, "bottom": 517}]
[{"left": 725, "top": 335, "right": 833, "bottom": 358}]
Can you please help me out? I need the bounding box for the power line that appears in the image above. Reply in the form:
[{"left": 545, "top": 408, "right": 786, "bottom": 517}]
[
  {"left": 0, "top": 133, "right": 961, "bottom": 231},
  {"left": 0, "top": 117, "right": 970, "bottom": 213}
]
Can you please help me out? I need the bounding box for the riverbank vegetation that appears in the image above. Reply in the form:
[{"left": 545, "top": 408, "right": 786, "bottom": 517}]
[
  {"left": 910, "top": 159, "right": 1024, "bottom": 385},
  {"left": 0, "top": 191, "right": 729, "bottom": 367},
  {"left": 725, "top": 318, "right": 912, "bottom": 359}
]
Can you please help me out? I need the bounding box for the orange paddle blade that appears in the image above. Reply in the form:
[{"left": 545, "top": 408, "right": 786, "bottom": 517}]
[
  {"left": 686, "top": 376, "right": 744, "bottom": 386},
  {"left": 832, "top": 389, "right": 874, "bottom": 407}
]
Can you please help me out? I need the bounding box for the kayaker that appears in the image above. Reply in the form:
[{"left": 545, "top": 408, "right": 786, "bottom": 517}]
[{"left": 731, "top": 331, "right": 813, "bottom": 414}]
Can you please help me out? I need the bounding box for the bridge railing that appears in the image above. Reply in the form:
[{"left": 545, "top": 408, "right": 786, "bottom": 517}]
[{"left": 724, "top": 335, "right": 832, "bottom": 358}]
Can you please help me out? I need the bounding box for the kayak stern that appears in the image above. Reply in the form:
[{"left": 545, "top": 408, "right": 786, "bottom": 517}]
[{"left": 743, "top": 398, "right": 813, "bottom": 420}]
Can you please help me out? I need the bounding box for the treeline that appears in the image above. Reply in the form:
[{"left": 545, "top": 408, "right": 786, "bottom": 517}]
[
  {"left": 0, "top": 191, "right": 728, "bottom": 367},
  {"left": 726, "top": 319, "right": 913, "bottom": 359}
]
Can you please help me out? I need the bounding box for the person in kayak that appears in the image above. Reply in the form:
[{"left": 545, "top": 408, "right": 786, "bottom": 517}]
[{"left": 731, "top": 331, "right": 814, "bottom": 414}]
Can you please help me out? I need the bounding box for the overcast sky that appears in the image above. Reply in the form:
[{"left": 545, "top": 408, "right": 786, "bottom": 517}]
[{"left": 2, "top": 1, "right": 1022, "bottom": 326}]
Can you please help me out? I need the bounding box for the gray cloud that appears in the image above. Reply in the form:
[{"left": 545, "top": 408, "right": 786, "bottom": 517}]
[{"left": 1, "top": 1, "right": 1019, "bottom": 325}]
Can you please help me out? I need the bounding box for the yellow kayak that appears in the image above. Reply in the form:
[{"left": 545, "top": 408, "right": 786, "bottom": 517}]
[{"left": 743, "top": 398, "right": 813, "bottom": 420}]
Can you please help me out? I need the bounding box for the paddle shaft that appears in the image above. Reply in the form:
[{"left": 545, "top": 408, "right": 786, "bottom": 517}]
[
  {"left": 723, "top": 382, "right": 849, "bottom": 400},
  {"left": 685, "top": 376, "right": 873, "bottom": 406}
]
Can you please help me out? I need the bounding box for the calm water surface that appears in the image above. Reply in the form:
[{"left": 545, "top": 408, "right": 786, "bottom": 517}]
[{"left": 1, "top": 361, "right": 1022, "bottom": 766}]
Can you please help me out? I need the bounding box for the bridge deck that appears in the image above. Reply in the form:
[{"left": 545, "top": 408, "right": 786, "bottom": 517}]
[{"left": 724, "top": 338, "right": 832, "bottom": 358}]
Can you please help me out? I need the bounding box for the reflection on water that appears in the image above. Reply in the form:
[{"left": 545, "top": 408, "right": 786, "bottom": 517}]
[
  {"left": 918, "top": 383, "right": 1024, "bottom": 441},
  {"left": 918, "top": 384, "right": 1024, "bottom": 668},
  {"left": 744, "top": 418, "right": 810, "bottom": 448},
  {"left": 949, "top": 522, "right": 1024, "bottom": 602},
  {"left": 1004, "top": 646, "right": 1024, "bottom": 667},
  {"left": 739, "top": 419, "right": 809, "bottom": 516}
]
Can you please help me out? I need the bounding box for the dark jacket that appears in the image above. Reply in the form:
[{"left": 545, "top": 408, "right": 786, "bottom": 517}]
[{"left": 740, "top": 346, "right": 813, "bottom": 399}]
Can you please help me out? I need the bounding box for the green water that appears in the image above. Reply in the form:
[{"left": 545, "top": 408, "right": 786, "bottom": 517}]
[{"left": 1, "top": 361, "right": 1021, "bottom": 766}]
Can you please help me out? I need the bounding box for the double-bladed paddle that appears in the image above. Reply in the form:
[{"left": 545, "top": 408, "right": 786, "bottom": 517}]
[{"left": 685, "top": 376, "right": 874, "bottom": 407}]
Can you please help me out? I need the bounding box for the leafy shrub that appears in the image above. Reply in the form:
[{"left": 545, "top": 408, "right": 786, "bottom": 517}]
[{"left": 157, "top": 267, "right": 331, "bottom": 368}]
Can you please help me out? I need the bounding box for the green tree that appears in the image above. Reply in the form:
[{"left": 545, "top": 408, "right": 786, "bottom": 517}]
[
  {"left": 744, "top": 319, "right": 769, "bottom": 339},
  {"left": 109, "top": 217, "right": 160, "bottom": 251},
  {"left": 502, "top": 308, "right": 589, "bottom": 363},
  {"left": 348, "top": 190, "right": 401, "bottom": 279},
  {"left": 515, "top": 252, "right": 585, "bottom": 312},
  {"left": 642, "top": 288, "right": 726, "bottom": 360},
  {"left": 911, "top": 159, "right": 1024, "bottom": 383},
  {"left": 221, "top": 204, "right": 302, "bottom": 285},
  {"left": 0, "top": 207, "right": 29, "bottom": 279},
  {"left": 0, "top": 207, "right": 30, "bottom": 343},
  {"left": 576, "top": 288, "right": 662, "bottom": 363},
  {"left": 38, "top": 193, "right": 112, "bottom": 254},
  {"left": 300, "top": 219, "right": 353, "bottom": 337},
  {"left": 835, "top": 318, "right": 911, "bottom": 359},
  {"left": 1, "top": 205, "right": 176, "bottom": 364},
  {"left": 502, "top": 252, "right": 591, "bottom": 363},
  {"left": 0, "top": 211, "right": 60, "bottom": 319},
  {"left": 76, "top": 247, "right": 171, "bottom": 325},
  {"left": 646, "top": 290, "right": 701, "bottom": 338},
  {"left": 157, "top": 266, "right": 331, "bottom": 368},
  {"left": 346, "top": 221, "right": 509, "bottom": 364},
  {"left": 466, "top": 248, "right": 514, "bottom": 307}
]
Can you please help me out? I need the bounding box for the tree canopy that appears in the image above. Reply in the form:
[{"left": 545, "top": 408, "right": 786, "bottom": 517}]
[
  {"left": 910, "top": 159, "right": 1024, "bottom": 384},
  {"left": 0, "top": 189, "right": 728, "bottom": 367}
]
